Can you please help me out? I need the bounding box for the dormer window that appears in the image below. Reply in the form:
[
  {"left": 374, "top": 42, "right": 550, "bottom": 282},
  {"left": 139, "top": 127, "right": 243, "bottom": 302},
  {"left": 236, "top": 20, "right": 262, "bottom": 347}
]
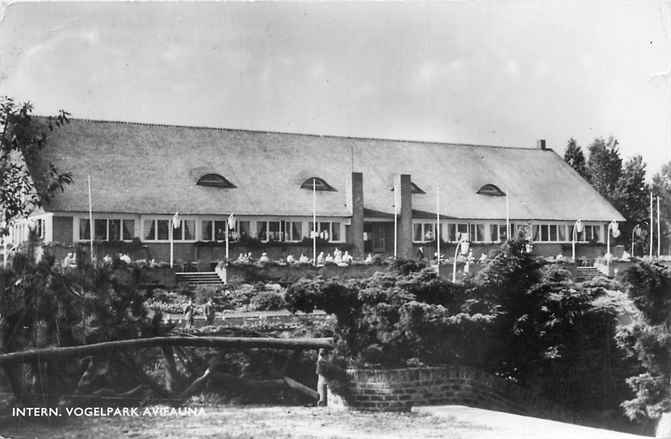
[
  {"left": 477, "top": 184, "right": 506, "bottom": 196},
  {"left": 197, "top": 174, "right": 236, "bottom": 189},
  {"left": 301, "top": 177, "right": 336, "bottom": 192}
]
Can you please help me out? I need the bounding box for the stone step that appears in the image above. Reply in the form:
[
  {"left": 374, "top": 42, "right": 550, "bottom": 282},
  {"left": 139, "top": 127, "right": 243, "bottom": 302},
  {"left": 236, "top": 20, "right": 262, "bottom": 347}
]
[{"left": 176, "top": 271, "right": 224, "bottom": 286}]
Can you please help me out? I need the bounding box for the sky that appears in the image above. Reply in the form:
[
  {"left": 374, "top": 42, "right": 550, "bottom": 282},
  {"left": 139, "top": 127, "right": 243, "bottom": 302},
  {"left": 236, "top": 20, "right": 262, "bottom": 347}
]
[{"left": 1, "top": 1, "right": 670, "bottom": 176}]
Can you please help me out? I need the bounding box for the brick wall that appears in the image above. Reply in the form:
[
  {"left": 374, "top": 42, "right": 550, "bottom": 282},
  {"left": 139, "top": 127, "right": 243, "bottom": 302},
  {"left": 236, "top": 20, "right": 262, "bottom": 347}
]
[{"left": 327, "top": 366, "right": 575, "bottom": 422}]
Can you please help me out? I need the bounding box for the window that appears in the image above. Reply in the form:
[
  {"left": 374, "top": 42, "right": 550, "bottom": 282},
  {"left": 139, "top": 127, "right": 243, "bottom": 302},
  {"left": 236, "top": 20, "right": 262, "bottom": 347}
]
[
  {"left": 413, "top": 223, "right": 435, "bottom": 242},
  {"left": 80, "top": 218, "right": 135, "bottom": 241},
  {"left": 239, "top": 221, "right": 250, "bottom": 238},
  {"left": 196, "top": 174, "right": 236, "bottom": 188},
  {"left": 310, "top": 221, "right": 342, "bottom": 242},
  {"left": 490, "top": 224, "right": 500, "bottom": 242},
  {"left": 532, "top": 223, "right": 572, "bottom": 242},
  {"left": 156, "top": 220, "right": 169, "bottom": 240},
  {"left": 499, "top": 224, "right": 512, "bottom": 241},
  {"left": 557, "top": 225, "right": 566, "bottom": 241},
  {"left": 201, "top": 219, "right": 249, "bottom": 241},
  {"left": 301, "top": 177, "right": 336, "bottom": 192},
  {"left": 549, "top": 225, "right": 558, "bottom": 242},
  {"left": 144, "top": 220, "right": 156, "bottom": 241},
  {"left": 143, "top": 219, "right": 171, "bottom": 241},
  {"left": 215, "top": 220, "right": 228, "bottom": 241},
  {"left": 202, "top": 220, "right": 213, "bottom": 241},
  {"left": 477, "top": 184, "right": 506, "bottom": 197},
  {"left": 447, "top": 224, "right": 457, "bottom": 242},
  {"left": 585, "top": 225, "right": 601, "bottom": 242},
  {"left": 257, "top": 220, "right": 282, "bottom": 241},
  {"left": 569, "top": 224, "right": 584, "bottom": 242},
  {"left": 172, "top": 219, "right": 195, "bottom": 241},
  {"left": 282, "top": 221, "right": 303, "bottom": 241},
  {"left": 94, "top": 219, "right": 107, "bottom": 241},
  {"left": 472, "top": 224, "right": 485, "bottom": 242}
]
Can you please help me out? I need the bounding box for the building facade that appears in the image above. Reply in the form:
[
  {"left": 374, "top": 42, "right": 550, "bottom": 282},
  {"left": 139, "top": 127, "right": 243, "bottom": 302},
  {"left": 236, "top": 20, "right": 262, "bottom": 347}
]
[{"left": 7, "top": 118, "right": 625, "bottom": 268}]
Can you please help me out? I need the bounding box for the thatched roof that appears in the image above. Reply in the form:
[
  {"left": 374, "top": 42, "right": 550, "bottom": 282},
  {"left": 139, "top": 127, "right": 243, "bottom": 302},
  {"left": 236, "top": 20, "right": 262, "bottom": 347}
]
[{"left": 39, "top": 118, "right": 624, "bottom": 221}]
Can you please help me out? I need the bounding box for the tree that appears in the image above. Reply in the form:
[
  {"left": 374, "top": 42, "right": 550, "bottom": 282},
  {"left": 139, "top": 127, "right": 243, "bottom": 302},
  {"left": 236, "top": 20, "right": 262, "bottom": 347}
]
[
  {"left": 613, "top": 156, "right": 650, "bottom": 253},
  {"left": 587, "top": 136, "right": 623, "bottom": 201},
  {"left": 652, "top": 161, "right": 671, "bottom": 255},
  {"left": 564, "top": 138, "right": 589, "bottom": 180},
  {"left": 0, "top": 97, "right": 72, "bottom": 230}
]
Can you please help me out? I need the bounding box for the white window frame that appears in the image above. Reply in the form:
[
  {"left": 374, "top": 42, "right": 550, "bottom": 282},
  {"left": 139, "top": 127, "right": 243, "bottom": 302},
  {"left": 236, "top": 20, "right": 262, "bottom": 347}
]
[
  {"left": 283, "top": 220, "right": 304, "bottom": 242},
  {"left": 412, "top": 222, "right": 435, "bottom": 243},
  {"left": 257, "top": 220, "right": 283, "bottom": 242},
  {"left": 77, "top": 216, "right": 137, "bottom": 242},
  {"left": 309, "top": 220, "right": 345, "bottom": 243},
  {"left": 141, "top": 216, "right": 197, "bottom": 243},
  {"left": 200, "top": 218, "right": 249, "bottom": 242}
]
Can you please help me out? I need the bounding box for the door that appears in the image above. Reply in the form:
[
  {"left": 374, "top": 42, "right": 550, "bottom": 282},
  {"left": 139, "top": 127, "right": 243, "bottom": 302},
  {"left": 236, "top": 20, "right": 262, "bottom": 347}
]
[{"left": 364, "top": 223, "right": 389, "bottom": 254}]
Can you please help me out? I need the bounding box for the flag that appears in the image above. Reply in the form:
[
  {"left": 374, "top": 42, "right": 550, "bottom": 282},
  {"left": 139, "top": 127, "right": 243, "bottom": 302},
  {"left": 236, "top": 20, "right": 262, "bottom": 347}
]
[
  {"left": 172, "top": 212, "right": 181, "bottom": 229},
  {"left": 227, "top": 213, "right": 236, "bottom": 230}
]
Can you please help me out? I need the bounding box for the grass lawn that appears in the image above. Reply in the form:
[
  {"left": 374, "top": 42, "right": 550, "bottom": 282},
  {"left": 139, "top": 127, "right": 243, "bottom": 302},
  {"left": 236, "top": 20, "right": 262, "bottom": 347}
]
[{"left": 1, "top": 405, "right": 649, "bottom": 439}]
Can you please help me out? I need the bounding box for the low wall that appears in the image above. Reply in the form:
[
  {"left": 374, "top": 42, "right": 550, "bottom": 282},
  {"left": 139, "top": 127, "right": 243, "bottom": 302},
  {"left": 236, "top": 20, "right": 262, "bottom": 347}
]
[
  {"left": 225, "top": 263, "right": 391, "bottom": 285},
  {"left": 327, "top": 366, "right": 574, "bottom": 422}
]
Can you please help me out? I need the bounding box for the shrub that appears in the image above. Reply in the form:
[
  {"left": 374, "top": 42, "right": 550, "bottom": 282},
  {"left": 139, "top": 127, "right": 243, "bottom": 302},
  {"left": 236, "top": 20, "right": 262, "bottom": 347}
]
[
  {"left": 286, "top": 239, "right": 635, "bottom": 418},
  {"left": 0, "top": 252, "right": 168, "bottom": 402},
  {"left": 250, "top": 291, "right": 286, "bottom": 311},
  {"left": 617, "top": 262, "right": 671, "bottom": 422},
  {"left": 192, "top": 284, "right": 221, "bottom": 304}
]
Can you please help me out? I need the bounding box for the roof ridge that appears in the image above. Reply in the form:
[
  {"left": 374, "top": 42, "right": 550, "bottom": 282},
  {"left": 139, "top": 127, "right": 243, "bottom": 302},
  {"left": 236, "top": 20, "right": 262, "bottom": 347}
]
[{"left": 40, "top": 115, "right": 546, "bottom": 152}]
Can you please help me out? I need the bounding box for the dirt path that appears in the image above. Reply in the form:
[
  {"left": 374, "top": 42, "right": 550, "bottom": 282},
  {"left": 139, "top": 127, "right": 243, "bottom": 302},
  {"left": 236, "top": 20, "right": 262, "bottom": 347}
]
[
  {"left": 2, "top": 405, "right": 482, "bottom": 439},
  {"left": 1, "top": 405, "right": 645, "bottom": 439}
]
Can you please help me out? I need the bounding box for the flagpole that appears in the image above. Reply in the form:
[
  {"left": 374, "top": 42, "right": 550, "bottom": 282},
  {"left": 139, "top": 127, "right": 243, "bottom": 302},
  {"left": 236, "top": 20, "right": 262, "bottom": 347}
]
[
  {"left": 88, "top": 175, "right": 94, "bottom": 263},
  {"left": 169, "top": 220, "right": 174, "bottom": 268},
  {"left": 393, "top": 184, "right": 398, "bottom": 259},
  {"left": 313, "top": 179, "right": 317, "bottom": 266},
  {"left": 657, "top": 196, "right": 661, "bottom": 258},
  {"left": 225, "top": 215, "right": 230, "bottom": 264},
  {"left": 505, "top": 191, "right": 510, "bottom": 240},
  {"left": 436, "top": 185, "right": 440, "bottom": 270},
  {"left": 650, "top": 191, "right": 654, "bottom": 258}
]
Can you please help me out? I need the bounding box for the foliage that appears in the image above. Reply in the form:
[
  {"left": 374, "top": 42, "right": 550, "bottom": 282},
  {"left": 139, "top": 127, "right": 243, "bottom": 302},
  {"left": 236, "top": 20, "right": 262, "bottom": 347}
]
[
  {"left": 652, "top": 161, "right": 671, "bottom": 254},
  {"left": 250, "top": 291, "right": 286, "bottom": 311},
  {"left": 0, "top": 253, "right": 168, "bottom": 402},
  {"left": 564, "top": 135, "right": 652, "bottom": 251},
  {"left": 588, "top": 136, "right": 623, "bottom": 200},
  {"left": 613, "top": 156, "right": 651, "bottom": 252},
  {"left": 0, "top": 97, "right": 72, "bottom": 227},
  {"left": 286, "top": 240, "right": 632, "bottom": 414},
  {"left": 621, "top": 262, "right": 671, "bottom": 325},
  {"left": 390, "top": 258, "right": 426, "bottom": 275},
  {"left": 564, "top": 138, "right": 589, "bottom": 180},
  {"left": 0, "top": 254, "right": 164, "bottom": 351},
  {"left": 617, "top": 262, "right": 671, "bottom": 421}
]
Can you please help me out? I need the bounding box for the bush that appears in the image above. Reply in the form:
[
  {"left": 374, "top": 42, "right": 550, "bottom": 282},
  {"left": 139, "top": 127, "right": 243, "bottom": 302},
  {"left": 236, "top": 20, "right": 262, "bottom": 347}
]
[
  {"left": 192, "top": 284, "right": 221, "bottom": 304},
  {"left": 286, "top": 239, "right": 635, "bottom": 419},
  {"left": 250, "top": 291, "right": 286, "bottom": 311},
  {"left": 0, "top": 252, "right": 168, "bottom": 403},
  {"left": 617, "top": 262, "right": 671, "bottom": 422}
]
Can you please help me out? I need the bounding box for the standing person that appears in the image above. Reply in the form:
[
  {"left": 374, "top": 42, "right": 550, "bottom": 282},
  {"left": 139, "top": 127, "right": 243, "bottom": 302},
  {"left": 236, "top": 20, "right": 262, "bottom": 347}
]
[
  {"left": 184, "top": 298, "right": 194, "bottom": 329},
  {"left": 316, "top": 348, "right": 331, "bottom": 407},
  {"left": 204, "top": 297, "right": 216, "bottom": 325},
  {"left": 416, "top": 246, "right": 424, "bottom": 261}
]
